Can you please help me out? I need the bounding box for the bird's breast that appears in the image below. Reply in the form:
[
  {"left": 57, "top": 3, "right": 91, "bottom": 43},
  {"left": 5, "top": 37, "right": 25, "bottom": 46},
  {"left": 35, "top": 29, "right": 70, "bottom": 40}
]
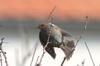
[
  {"left": 39, "top": 28, "right": 63, "bottom": 47},
  {"left": 50, "top": 28, "right": 62, "bottom": 43}
]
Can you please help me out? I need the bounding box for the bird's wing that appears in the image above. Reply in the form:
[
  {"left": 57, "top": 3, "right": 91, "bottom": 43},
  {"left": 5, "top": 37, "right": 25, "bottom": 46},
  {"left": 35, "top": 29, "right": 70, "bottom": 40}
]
[
  {"left": 60, "top": 45, "right": 74, "bottom": 60},
  {"left": 60, "top": 40, "right": 75, "bottom": 60},
  {"left": 64, "top": 40, "right": 75, "bottom": 48},
  {"left": 45, "top": 47, "right": 56, "bottom": 59},
  {"left": 61, "top": 29, "right": 71, "bottom": 37}
]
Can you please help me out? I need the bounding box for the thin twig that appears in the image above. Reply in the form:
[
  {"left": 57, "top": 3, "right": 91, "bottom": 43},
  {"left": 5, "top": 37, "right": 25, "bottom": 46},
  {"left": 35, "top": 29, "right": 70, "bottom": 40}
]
[
  {"left": 60, "top": 49, "right": 75, "bottom": 66},
  {"left": 61, "top": 57, "right": 66, "bottom": 66},
  {"left": 38, "top": 52, "right": 46, "bottom": 64},
  {"left": 35, "top": 7, "right": 56, "bottom": 66},
  {"left": 60, "top": 16, "right": 88, "bottom": 66},
  {"left": 30, "top": 41, "right": 39, "bottom": 66},
  {"left": 1, "top": 50, "right": 8, "bottom": 66},
  {"left": 35, "top": 56, "right": 39, "bottom": 65},
  {"left": 38, "top": 23, "right": 53, "bottom": 65},
  {"left": 21, "top": 52, "right": 31, "bottom": 66},
  {"left": 38, "top": 7, "right": 56, "bottom": 64},
  {"left": 75, "top": 16, "right": 88, "bottom": 47},
  {"left": 0, "top": 38, "right": 8, "bottom": 66},
  {"left": 85, "top": 42, "right": 95, "bottom": 66},
  {"left": 0, "top": 52, "right": 2, "bottom": 66},
  {"left": 39, "top": 33, "right": 51, "bottom": 64},
  {"left": 47, "top": 7, "right": 56, "bottom": 23}
]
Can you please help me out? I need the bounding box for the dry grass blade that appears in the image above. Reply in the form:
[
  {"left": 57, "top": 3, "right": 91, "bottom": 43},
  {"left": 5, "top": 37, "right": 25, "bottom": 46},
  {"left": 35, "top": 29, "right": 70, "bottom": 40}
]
[
  {"left": 30, "top": 41, "right": 39, "bottom": 66},
  {"left": 85, "top": 42, "right": 95, "bottom": 66},
  {"left": 0, "top": 52, "right": 2, "bottom": 66},
  {"left": 75, "top": 16, "right": 88, "bottom": 47},
  {"left": 35, "top": 56, "right": 39, "bottom": 65},
  {"left": 47, "top": 7, "right": 56, "bottom": 23}
]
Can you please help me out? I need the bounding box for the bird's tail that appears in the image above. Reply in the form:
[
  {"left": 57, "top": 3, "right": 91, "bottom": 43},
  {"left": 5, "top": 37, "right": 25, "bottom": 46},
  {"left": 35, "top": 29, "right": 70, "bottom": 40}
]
[
  {"left": 45, "top": 47, "right": 56, "bottom": 59},
  {"left": 60, "top": 40, "right": 75, "bottom": 60}
]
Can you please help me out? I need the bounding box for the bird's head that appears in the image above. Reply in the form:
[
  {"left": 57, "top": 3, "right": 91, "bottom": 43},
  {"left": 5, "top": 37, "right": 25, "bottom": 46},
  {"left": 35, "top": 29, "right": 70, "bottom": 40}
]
[
  {"left": 37, "top": 23, "right": 50, "bottom": 30},
  {"left": 37, "top": 23, "right": 58, "bottom": 31}
]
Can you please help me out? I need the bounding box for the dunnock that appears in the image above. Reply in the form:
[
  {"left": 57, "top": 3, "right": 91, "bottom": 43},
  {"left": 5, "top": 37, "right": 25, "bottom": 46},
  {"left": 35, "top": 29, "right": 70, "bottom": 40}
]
[{"left": 38, "top": 23, "right": 74, "bottom": 59}]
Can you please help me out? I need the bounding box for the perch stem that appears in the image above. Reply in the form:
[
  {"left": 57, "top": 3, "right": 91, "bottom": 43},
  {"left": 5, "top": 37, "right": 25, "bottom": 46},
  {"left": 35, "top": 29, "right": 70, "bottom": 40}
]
[
  {"left": 30, "top": 41, "right": 38, "bottom": 66},
  {"left": 60, "top": 16, "right": 88, "bottom": 66},
  {"left": 85, "top": 42, "right": 95, "bottom": 66}
]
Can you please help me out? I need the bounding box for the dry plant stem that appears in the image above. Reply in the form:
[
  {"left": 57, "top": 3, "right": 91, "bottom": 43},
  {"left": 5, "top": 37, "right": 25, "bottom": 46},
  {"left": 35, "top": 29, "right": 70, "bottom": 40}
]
[
  {"left": 85, "top": 42, "right": 95, "bottom": 66},
  {"left": 38, "top": 22, "right": 53, "bottom": 65},
  {"left": 39, "top": 52, "right": 46, "bottom": 64},
  {"left": 0, "top": 38, "right": 8, "bottom": 66},
  {"left": 60, "top": 49, "right": 75, "bottom": 66},
  {"left": 33, "top": 7, "right": 55, "bottom": 66},
  {"left": 1, "top": 50, "right": 8, "bottom": 66},
  {"left": 47, "top": 7, "right": 56, "bottom": 23},
  {"left": 35, "top": 56, "right": 39, "bottom": 65},
  {"left": 75, "top": 16, "right": 88, "bottom": 47},
  {"left": 21, "top": 52, "right": 31, "bottom": 66},
  {"left": 30, "top": 41, "right": 38, "bottom": 66},
  {"left": 60, "top": 34, "right": 83, "bottom": 66},
  {"left": 60, "top": 16, "right": 88, "bottom": 66},
  {"left": 39, "top": 34, "right": 51, "bottom": 64},
  {"left": 61, "top": 57, "right": 66, "bottom": 66},
  {"left": 37, "top": 7, "right": 56, "bottom": 65},
  {"left": 0, "top": 52, "right": 2, "bottom": 66}
]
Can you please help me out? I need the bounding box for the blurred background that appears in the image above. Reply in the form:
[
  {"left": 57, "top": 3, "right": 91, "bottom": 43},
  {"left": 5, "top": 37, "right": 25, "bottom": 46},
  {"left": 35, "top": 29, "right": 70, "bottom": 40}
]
[{"left": 0, "top": 0, "right": 100, "bottom": 66}]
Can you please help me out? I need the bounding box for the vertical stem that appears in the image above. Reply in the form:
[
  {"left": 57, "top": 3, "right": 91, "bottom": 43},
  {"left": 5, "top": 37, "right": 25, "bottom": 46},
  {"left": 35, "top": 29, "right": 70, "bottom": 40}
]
[
  {"left": 0, "top": 52, "right": 2, "bottom": 66},
  {"left": 30, "top": 41, "right": 38, "bottom": 66},
  {"left": 0, "top": 38, "right": 8, "bottom": 66},
  {"left": 85, "top": 42, "right": 95, "bottom": 66},
  {"left": 47, "top": 7, "right": 56, "bottom": 23},
  {"left": 35, "top": 56, "right": 39, "bottom": 65},
  {"left": 1, "top": 50, "right": 8, "bottom": 66},
  {"left": 61, "top": 57, "right": 66, "bottom": 66},
  {"left": 39, "top": 34, "right": 51, "bottom": 64},
  {"left": 60, "top": 16, "right": 88, "bottom": 66},
  {"left": 38, "top": 24, "right": 53, "bottom": 65}
]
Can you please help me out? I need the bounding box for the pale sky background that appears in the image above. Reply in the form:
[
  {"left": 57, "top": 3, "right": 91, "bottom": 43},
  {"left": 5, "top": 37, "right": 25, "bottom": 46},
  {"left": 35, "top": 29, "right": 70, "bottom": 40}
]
[
  {"left": 0, "top": 19, "right": 100, "bottom": 66},
  {"left": 0, "top": 0, "right": 100, "bottom": 66}
]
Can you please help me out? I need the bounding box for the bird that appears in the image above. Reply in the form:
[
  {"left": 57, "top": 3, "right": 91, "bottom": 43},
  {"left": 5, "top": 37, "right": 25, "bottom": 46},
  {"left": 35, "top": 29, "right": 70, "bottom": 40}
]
[{"left": 37, "top": 23, "right": 74, "bottom": 59}]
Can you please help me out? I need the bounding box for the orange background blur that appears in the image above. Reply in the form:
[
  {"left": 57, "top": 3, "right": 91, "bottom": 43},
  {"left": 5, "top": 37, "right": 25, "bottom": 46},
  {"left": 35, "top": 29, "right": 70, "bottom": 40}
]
[{"left": 0, "top": 0, "right": 100, "bottom": 19}]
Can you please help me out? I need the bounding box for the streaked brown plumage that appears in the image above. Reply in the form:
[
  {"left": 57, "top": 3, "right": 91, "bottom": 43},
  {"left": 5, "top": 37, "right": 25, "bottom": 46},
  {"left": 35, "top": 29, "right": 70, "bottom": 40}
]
[
  {"left": 60, "top": 40, "right": 75, "bottom": 60},
  {"left": 38, "top": 23, "right": 74, "bottom": 59}
]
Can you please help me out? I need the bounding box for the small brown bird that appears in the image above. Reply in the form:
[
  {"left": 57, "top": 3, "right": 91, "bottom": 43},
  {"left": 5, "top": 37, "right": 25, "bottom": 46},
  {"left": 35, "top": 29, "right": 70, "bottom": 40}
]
[{"left": 38, "top": 23, "right": 74, "bottom": 59}]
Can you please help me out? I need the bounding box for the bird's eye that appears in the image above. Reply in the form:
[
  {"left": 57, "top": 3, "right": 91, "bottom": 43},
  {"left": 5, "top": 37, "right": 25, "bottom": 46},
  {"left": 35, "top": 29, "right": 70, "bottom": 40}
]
[{"left": 41, "top": 24, "right": 44, "bottom": 26}]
